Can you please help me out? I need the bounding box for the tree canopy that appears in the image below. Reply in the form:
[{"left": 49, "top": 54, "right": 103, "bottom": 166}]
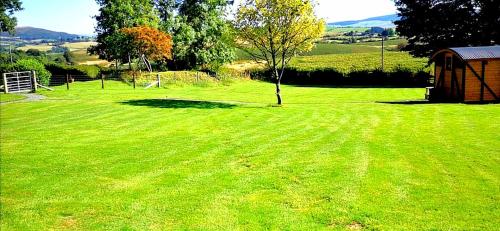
[
  {"left": 156, "top": 0, "right": 235, "bottom": 71},
  {"left": 395, "top": 0, "right": 500, "bottom": 57},
  {"left": 91, "top": 0, "right": 235, "bottom": 71},
  {"left": 121, "top": 26, "right": 173, "bottom": 72},
  {"left": 235, "top": 0, "right": 324, "bottom": 104},
  {"left": 89, "top": 0, "right": 159, "bottom": 61},
  {"left": 0, "top": 0, "right": 23, "bottom": 34}
]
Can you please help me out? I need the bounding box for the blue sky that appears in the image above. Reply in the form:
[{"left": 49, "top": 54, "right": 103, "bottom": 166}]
[{"left": 14, "top": 0, "right": 397, "bottom": 35}]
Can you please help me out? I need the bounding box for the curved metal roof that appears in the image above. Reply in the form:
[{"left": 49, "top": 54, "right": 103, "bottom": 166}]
[{"left": 449, "top": 46, "right": 500, "bottom": 60}]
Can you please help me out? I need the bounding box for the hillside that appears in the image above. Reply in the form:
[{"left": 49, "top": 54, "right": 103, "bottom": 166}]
[
  {"left": 0, "top": 27, "right": 81, "bottom": 40},
  {"left": 328, "top": 14, "right": 400, "bottom": 28}
]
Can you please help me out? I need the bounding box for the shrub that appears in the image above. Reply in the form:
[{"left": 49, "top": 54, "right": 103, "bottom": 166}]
[
  {"left": 45, "top": 63, "right": 101, "bottom": 78},
  {"left": 1, "top": 59, "right": 52, "bottom": 85},
  {"left": 75, "top": 65, "right": 100, "bottom": 78},
  {"left": 248, "top": 66, "right": 430, "bottom": 87}
]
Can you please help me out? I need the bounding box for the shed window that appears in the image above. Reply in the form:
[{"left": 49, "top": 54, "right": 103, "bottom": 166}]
[{"left": 445, "top": 57, "right": 452, "bottom": 70}]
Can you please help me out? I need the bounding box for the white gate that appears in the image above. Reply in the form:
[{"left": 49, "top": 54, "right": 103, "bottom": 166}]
[{"left": 2, "top": 71, "right": 36, "bottom": 93}]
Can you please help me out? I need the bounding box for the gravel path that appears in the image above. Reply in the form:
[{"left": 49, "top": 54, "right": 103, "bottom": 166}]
[
  {"left": 0, "top": 93, "right": 46, "bottom": 105},
  {"left": 24, "top": 93, "right": 46, "bottom": 101}
]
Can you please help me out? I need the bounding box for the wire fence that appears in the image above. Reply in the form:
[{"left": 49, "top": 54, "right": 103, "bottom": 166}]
[{"left": 42, "top": 70, "right": 252, "bottom": 91}]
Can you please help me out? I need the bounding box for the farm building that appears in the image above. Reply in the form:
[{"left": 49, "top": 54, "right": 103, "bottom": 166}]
[{"left": 428, "top": 46, "right": 500, "bottom": 102}]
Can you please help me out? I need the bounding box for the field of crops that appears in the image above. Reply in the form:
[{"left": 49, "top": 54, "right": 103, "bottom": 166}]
[
  {"left": 355, "top": 38, "right": 407, "bottom": 47},
  {"left": 236, "top": 42, "right": 391, "bottom": 61},
  {"left": 289, "top": 52, "right": 429, "bottom": 74},
  {"left": 17, "top": 44, "right": 54, "bottom": 52},
  {"left": 63, "top": 42, "right": 97, "bottom": 51},
  {"left": 301, "top": 43, "right": 380, "bottom": 56}
]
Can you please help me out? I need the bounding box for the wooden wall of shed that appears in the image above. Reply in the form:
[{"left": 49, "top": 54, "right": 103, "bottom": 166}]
[
  {"left": 464, "top": 60, "right": 500, "bottom": 102},
  {"left": 434, "top": 52, "right": 464, "bottom": 100}
]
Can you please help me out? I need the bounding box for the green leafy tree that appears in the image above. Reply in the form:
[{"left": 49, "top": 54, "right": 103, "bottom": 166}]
[
  {"left": 63, "top": 49, "right": 74, "bottom": 64},
  {"left": 0, "top": 0, "right": 23, "bottom": 35},
  {"left": 395, "top": 0, "right": 500, "bottom": 57},
  {"left": 89, "top": 0, "right": 160, "bottom": 63},
  {"left": 156, "top": 0, "right": 235, "bottom": 71},
  {"left": 26, "top": 49, "right": 43, "bottom": 56},
  {"left": 235, "top": 0, "right": 324, "bottom": 105},
  {"left": 154, "top": 0, "right": 178, "bottom": 33}
]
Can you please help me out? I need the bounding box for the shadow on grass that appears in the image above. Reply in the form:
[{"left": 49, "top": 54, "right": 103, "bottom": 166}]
[
  {"left": 379, "top": 100, "right": 499, "bottom": 105},
  {"left": 377, "top": 100, "right": 458, "bottom": 105},
  {"left": 289, "top": 85, "right": 425, "bottom": 89},
  {"left": 121, "top": 99, "right": 238, "bottom": 109}
]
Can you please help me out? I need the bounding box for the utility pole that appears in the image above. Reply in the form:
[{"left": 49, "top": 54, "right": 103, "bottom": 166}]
[
  {"left": 381, "top": 35, "right": 385, "bottom": 72},
  {"left": 9, "top": 41, "right": 13, "bottom": 64}
]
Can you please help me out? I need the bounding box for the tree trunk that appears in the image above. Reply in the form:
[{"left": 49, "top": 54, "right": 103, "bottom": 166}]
[
  {"left": 128, "top": 53, "right": 132, "bottom": 70},
  {"left": 274, "top": 68, "right": 282, "bottom": 105},
  {"left": 275, "top": 80, "right": 282, "bottom": 105},
  {"left": 141, "top": 54, "right": 152, "bottom": 72}
]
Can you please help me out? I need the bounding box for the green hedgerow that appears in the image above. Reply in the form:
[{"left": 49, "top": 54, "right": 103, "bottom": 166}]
[{"left": 15, "top": 58, "right": 52, "bottom": 85}]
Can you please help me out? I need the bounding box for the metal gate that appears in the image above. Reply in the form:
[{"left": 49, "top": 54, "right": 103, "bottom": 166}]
[{"left": 2, "top": 71, "right": 35, "bottom": 93}]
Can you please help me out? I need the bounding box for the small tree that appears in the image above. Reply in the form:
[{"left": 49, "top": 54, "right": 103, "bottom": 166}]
[
  {"left": 121, "top": 26, "right": 173, "bottom": 72},
  {"left": 63, "top": 49, "right": 74, "bottom": 64},
  {"left": 235, "top": 0, "right": 324, "bottom": 105}
]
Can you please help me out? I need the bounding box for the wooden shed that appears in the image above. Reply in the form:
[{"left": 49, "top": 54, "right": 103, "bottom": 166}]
[{"left": 428, "top": 46, "right": 500, "bottom": 102}]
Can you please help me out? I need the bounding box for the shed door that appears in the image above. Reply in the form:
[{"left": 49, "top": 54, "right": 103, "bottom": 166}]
[{"left": 443, "top": 53, "right": 462, "bottom": 100}]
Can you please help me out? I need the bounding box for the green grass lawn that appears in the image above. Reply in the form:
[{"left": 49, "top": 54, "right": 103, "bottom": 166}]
[
  {"left": 0, "top": 93, "right": 26, "bottom": 103},
  {"left": 1, "top": 80, "right": 499, "bottom": 230}
]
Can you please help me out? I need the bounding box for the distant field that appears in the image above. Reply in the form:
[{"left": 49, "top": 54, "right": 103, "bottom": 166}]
[
  {"left": 235, "top": 44, "right": 379, "bottom": 60},
  {"left": 325, "top": 26, "right": 370, "bottom": 34},
  {"left": 15, "top": 42, "right": 108, "bottom": 66},
  {"left": 289, "top": 52, "right": 429, "bottom": 73},
  {"left": 302, "top": 43, "right": 379, "bottom": 56},
  {"left": 63, "top": 42, "right": 97, "bottom": 51},
  {"left": 355, "top": 38, "right": 407, "bottom": 47},
  {"left": 17, "top": 44, "right": 54, "bottom": 52},
  {"left": 236, "top": 39, "right": 408, "bottom": 60},
  {"left": 70, "top": 49, "right": 109, "bottom": 66},
  {"left": 234, "top": 41, "right": 420, "bottom": 76}
]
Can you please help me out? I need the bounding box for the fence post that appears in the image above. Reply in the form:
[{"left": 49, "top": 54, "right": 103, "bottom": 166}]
[
  {"left": 157, "top": 73, "right": 161, "bottom": 88},
  {"left": 133, "top": 73, "right": 136, "bottom": 89},
  {"left": 3, "top": 73, "right": 8, "bottom": 93},
  {"left": 66, "top": 74, "right": 70, "bottom": 90},
  {"left": 101, "top": 73, "right": 105, "bottom": 89},
  {"left": 196, "top": 71, "right": 199, "bottom": 82},
  {"left": 32, "top": 71, "right": 37, "bottom": 92}
]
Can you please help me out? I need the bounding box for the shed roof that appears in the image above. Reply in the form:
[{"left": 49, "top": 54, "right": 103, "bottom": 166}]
[{"left": 449, "top": 46, "right": 500, "bottom": 60}]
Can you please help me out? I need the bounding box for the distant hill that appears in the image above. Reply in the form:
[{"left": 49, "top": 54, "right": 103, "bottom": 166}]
[
  {"left": 0, "top": 27, "right": 81, "bottom": 40},
  {"left": 328, "top": 14, "right": 400, "bottom": 28}
]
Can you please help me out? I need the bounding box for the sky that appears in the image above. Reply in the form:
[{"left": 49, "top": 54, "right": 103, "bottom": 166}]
[{"left": 14, "top": 0, "right": 397, "bottom": 35}]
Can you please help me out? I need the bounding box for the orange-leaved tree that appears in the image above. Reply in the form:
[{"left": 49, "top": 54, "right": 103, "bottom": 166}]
[{"left": 121, "top": 26, "right": 173, "bottom": 72}]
